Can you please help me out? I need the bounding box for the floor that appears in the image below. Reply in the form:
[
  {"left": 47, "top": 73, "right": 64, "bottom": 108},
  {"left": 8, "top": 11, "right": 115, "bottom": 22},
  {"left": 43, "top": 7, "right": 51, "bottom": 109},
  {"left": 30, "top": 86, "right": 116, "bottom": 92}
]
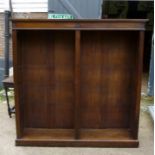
[{"left": 0, "top": 74, "right": 153, "bottom": 155}]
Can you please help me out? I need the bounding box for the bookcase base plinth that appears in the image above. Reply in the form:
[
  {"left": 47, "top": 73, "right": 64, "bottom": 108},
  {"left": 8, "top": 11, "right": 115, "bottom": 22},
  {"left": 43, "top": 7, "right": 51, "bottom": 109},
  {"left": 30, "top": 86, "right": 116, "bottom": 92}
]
[
  {"left": 16, "top": 139, "right": 139, "bottom": 148},
  {"left": 15, "top": 129, "right": 139, "bottom": 147}
]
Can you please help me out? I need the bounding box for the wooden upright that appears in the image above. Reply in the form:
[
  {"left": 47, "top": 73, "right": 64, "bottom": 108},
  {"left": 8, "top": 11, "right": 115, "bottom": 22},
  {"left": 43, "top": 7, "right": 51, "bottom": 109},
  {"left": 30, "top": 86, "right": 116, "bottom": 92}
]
[{"left": 12, "top": 19, "right": 147, "bottom": 147}]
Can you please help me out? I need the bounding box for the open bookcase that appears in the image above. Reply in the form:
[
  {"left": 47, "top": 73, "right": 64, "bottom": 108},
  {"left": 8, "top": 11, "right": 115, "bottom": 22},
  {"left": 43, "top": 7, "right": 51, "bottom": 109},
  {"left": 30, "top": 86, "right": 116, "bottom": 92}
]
[{"left": 12, "top": 19, "right": 147, "bottom": 147}]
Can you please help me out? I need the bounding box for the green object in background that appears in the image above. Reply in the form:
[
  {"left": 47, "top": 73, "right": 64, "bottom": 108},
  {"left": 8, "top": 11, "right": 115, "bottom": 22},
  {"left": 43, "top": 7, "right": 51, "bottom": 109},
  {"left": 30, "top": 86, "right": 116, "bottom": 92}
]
[{"left": 48, "top": 14, "right": 74, "bottom": 19}]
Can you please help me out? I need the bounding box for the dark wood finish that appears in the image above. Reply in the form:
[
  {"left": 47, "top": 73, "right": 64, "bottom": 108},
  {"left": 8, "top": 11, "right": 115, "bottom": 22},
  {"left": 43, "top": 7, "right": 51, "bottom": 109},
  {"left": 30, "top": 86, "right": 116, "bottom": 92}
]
[
  {"left": 80, "top": 31, "right": 138, "bottom": 129},
  {"left": 74, "top": 30, "right": 81, "bottom": 139},
  {"left": 13, "top": 30, "right": 23, "bottom": 138},
  {"left": 131, "top": 31, "right": 145, "bottom": 138},
  {"left": 12, "top": 19, "right": 147, "bottom": 147},
  {"left": 16, "top": 129, "right": 139, "bottom": 148},
  {"left": 12, "top": 19, "right": 148, "bottom": 31}
]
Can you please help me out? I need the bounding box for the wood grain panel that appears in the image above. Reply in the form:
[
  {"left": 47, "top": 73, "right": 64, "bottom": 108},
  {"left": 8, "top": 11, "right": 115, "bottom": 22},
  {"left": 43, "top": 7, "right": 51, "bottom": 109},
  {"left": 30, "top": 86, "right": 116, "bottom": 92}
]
[
  {"left": 52, "top": 31, "right": 74, "bottom": 128},
  {"left": 12, "top": 19, "right": 148, "bottom": 31},
  {"left": 18, "top": 31, "right": 75, "bottom": 129},
  {"left": 80, "top": 31, "right": 138, "bottom": 129}
]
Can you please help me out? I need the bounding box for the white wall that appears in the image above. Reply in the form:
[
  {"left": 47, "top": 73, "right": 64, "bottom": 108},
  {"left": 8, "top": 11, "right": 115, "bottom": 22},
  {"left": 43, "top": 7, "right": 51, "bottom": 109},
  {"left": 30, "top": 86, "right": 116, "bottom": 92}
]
[
  {"left": 0, "top": 0, "right": 5, "bottom": 12},
  {"left": 0, "top": 0, "right": 47, "bottom": 12}
]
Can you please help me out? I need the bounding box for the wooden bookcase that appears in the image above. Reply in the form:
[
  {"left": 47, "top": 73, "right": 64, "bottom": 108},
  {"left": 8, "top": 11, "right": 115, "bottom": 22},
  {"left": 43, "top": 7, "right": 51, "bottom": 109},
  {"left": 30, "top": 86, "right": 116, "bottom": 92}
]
[{"left": 12, "top": 19, "right": 147, "bottom": 147}]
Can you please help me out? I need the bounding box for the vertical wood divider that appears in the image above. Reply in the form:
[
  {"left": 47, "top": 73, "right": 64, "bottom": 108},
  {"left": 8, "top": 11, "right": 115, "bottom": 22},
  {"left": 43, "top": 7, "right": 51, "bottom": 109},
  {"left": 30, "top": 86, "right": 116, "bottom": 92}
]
[
  {"left": 74, "top": 30, "right": 81, "bottom": 139},
  {"left": 12, "top": 30, "right": 23, "bottom": 138}
]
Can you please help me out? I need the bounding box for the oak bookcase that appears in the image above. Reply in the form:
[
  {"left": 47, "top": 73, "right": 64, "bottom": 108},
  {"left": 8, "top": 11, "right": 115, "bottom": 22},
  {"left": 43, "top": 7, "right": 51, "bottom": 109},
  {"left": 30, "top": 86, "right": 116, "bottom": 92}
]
[{"left": 12, "top": 19, "right": 147, "bottom": 147}]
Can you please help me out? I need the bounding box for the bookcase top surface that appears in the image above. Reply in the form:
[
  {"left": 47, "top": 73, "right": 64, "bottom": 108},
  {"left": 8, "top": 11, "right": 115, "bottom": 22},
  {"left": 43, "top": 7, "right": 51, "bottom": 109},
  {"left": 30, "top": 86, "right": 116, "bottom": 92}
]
[
  {"left": 12, "top": 19, "right": 148, "bottom": 22},
  {"left": 12, "top": 19, "right": 148, "bottom": 31}
]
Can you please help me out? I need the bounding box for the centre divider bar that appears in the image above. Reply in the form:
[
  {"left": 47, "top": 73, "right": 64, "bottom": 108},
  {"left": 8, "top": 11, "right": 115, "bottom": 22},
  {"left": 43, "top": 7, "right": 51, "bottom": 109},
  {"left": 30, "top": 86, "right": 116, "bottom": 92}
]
[{"left": 74, "top": 30, "right": 81, "bottom": 139}]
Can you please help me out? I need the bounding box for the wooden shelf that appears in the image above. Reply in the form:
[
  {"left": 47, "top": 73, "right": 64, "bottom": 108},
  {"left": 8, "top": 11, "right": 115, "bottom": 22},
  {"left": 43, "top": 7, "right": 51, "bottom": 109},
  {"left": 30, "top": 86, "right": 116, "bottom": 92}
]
[
  {"left": 22, "top": 128, "right": 133, "bottom": 140},
  {"left": 12, "top": 19, "right": 147, "bottom": 147},
  {"left": 16, "top": 128, "right": 138, "bottom": 147}
]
